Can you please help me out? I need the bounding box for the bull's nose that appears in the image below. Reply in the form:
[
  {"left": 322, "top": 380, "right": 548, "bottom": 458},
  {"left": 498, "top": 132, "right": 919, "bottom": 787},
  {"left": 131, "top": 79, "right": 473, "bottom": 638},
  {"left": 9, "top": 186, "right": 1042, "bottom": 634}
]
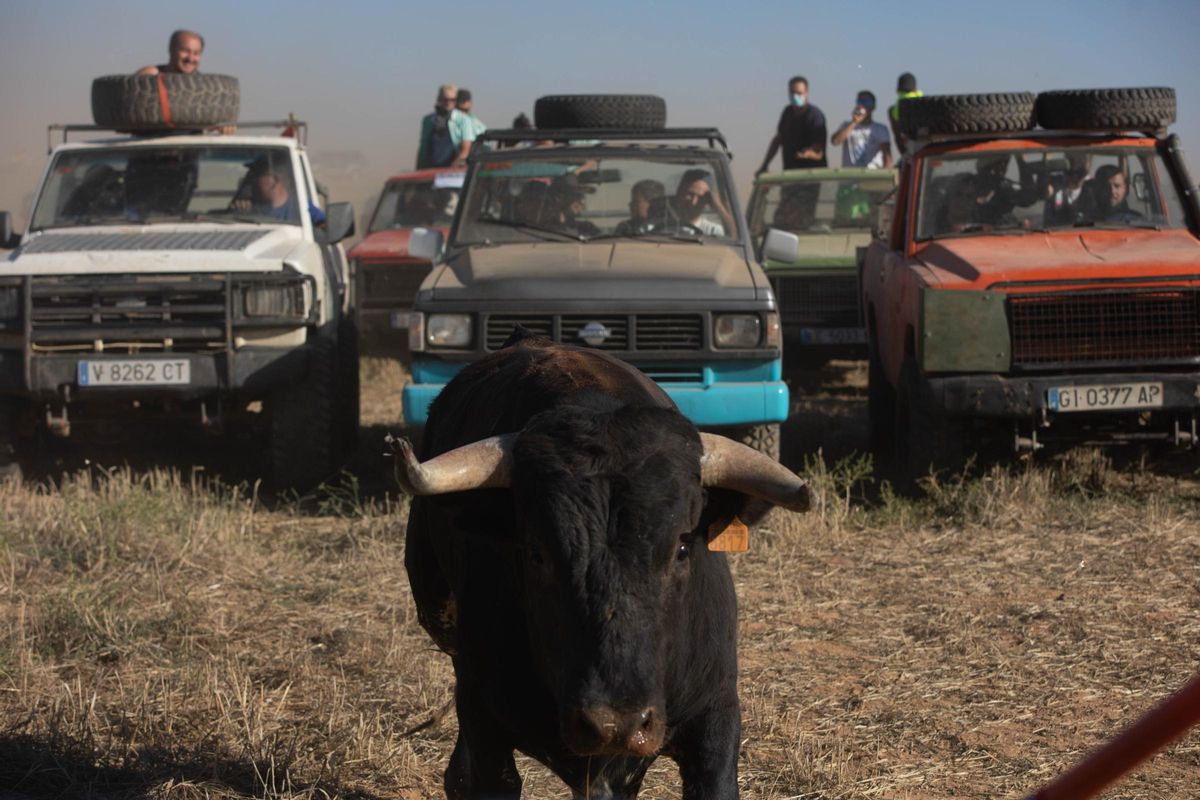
[{"left": 565, "top": 705, "right": 664, "bottom": 757}]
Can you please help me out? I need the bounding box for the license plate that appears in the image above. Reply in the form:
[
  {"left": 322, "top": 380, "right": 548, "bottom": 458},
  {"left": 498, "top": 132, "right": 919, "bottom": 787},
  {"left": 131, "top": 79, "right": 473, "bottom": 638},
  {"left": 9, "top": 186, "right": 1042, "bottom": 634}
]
[
  {"left": 798, "top": 327, "right": 866, "bottom": 345},
  {"left": 78, "top": 359, "right": 191, "bottom": 387},
  {"left": 1047, "top": 382, "right": 1163, "bottom": 412}
]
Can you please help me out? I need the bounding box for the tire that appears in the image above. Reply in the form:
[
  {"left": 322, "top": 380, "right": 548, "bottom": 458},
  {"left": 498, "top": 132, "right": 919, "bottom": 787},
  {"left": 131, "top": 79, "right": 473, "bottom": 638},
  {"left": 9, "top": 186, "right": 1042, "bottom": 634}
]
[
  {"left": 335, "top": 314, "right": 361, "bottom": 461},
  {"left": 1035, "top": 87, "right": 1175, "bottom": 131},
  {"left": 729, "top": 423, "right": 781, "bottom": 462},
  {"left": 893, "top": 357, "right": 965, "bottom": 487},
  {"left": 91, "top": 74, "right": 239, "bottom": 129},
  {"left": 269, "top": 333, "right": 337, "bottom": 491},
  {"left": 900, "top": 93, "right": 1036, "bottom": 139},
  {"left": 866, "top": 344, "right": 895, "bottom": 461},
  {"left": 534, "top": 95, "right": 666, "bottom": 130}
]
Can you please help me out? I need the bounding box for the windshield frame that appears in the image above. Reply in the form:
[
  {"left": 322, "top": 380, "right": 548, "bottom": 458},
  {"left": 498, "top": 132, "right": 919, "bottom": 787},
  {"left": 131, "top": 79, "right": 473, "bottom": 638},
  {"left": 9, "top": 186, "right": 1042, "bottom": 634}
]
[
  {"left": 29, "top": 142, "right": 304, "bottom": 233},
  {"left": 449, "top": 145, "right": 747, "bottom": 250}
]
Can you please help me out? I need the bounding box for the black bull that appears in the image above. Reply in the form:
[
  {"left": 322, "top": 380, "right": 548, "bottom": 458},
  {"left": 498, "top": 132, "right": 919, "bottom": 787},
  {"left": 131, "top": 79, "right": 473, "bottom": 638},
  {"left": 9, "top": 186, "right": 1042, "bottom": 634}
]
[{"left": 394, "top": 332, "right": 813, "bottom": 799}]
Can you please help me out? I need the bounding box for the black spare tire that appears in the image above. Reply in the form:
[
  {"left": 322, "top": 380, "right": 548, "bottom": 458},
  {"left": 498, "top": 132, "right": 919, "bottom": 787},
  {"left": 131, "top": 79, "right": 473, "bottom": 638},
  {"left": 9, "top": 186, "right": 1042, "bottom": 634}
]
[
  {"left": 1035, "top": 87, "right": 1176, "bottom": 131},
  {"left": 91, "top": 74, "right": 240, "bottom": 129},
  {"left": 534, "top": 94, "right": 666, "bottom": 130},
  {"left": 900, "top": 92, "right": 1036, "bottom": 139}
]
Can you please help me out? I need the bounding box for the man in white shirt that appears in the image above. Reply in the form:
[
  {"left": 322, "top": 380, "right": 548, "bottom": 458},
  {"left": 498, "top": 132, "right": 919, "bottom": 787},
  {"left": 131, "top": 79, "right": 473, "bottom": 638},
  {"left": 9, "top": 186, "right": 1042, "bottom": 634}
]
[{"left": 831, "top": 91, "right": 893, "bottom": 169}]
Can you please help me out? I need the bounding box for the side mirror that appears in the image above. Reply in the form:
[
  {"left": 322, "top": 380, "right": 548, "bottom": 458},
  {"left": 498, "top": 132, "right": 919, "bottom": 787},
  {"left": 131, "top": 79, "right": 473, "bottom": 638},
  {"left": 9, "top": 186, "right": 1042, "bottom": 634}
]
[
  {"left": 0, "top": 211, "right": 18, "bottom": 249},
  {"left": 410, "top": 227, "right": 445, "bottom": 263},
  {"left": 323, "top": 202, "right": 355, "bottom": 244},
  {"left": 762, "top": 228, "right": 800, "bottom": 264}
]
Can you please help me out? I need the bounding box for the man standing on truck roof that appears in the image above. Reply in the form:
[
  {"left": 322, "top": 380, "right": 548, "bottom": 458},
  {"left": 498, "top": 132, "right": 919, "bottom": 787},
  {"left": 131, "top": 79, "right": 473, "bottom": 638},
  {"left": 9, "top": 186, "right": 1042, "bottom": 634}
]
[
  {"left": 136, "top": 29, "right": 204, "bottom": 76},
  {"left": 832, "top": 90, "right": 893, "bottom": 169},
  {"left": 888, "top": 73, "right": 923, "bottom": 155},
  {"left": 417, "top": 84, "right": 477, "bottom": 169},
  {"left": 757, "top": 76, "right": 827, "bottom": 176},
  {"left": 456, "top": 89, "right": 488, "bottom": 140}
]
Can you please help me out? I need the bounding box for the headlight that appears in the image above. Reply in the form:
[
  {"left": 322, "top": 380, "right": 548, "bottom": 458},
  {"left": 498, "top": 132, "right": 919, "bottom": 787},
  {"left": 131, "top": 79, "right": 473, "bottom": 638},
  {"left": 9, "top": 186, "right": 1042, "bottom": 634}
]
[
  {"left": 713, "top": 314, "right": 761, "bottom": 348},
  {"left": 0, "top": 287, "right": 19, "bottom": 320},
  {"left": 244, "top": 283, "right": 305, "bottom": 318},
  {"left": 426, "top": 313, "right": 472, "bottom": 348}
]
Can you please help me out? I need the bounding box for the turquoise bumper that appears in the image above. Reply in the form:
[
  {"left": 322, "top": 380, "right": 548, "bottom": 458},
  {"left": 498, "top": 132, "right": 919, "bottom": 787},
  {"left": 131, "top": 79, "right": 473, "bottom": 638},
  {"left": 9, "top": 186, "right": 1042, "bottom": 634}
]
[{"left": 402, "top": 359, "right": 789, "bottom": 427}]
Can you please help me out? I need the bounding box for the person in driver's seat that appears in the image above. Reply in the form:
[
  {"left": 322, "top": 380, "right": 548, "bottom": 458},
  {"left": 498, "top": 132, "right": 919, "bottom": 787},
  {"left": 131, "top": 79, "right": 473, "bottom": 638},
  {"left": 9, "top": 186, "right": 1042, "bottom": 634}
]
[
  {"left": 232, "top": 156, "right": 326, "bottom": 225},
  {"left": 671, "top": 169, "right": 735, "bottom": 236},
  {"left": 547, "top": 176, "right": 599, "bottom": 237}
]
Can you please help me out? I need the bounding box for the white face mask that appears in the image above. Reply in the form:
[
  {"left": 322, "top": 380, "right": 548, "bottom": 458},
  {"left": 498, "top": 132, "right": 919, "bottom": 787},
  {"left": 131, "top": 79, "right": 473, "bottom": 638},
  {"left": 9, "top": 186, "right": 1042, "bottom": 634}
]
[{"left": 791, "top": 93, "right": 806, "bottom": 107}]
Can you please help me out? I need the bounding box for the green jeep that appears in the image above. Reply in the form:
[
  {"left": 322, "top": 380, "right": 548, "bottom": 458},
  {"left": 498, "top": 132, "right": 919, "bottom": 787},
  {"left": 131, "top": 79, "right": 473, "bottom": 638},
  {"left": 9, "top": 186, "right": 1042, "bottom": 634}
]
[{"left": 746, "top": 168, "right": 895, "bottom": 371}]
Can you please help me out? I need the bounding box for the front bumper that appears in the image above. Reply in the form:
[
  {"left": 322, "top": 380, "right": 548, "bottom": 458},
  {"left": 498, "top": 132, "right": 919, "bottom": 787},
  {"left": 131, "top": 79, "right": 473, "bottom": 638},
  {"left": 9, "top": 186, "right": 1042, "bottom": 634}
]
[
  {"left": 927, "top": 371, "right": 1200, "bottom": 418},
  {"left": 402, "top": 358, "right": 789, "bottom": 428}
]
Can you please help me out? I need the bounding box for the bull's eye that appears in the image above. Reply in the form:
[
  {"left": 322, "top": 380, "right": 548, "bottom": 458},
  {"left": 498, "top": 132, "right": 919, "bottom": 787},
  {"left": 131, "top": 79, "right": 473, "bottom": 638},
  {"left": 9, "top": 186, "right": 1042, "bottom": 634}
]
[{"left": 676, "top": 540, "right": 691, "bottom": 563}]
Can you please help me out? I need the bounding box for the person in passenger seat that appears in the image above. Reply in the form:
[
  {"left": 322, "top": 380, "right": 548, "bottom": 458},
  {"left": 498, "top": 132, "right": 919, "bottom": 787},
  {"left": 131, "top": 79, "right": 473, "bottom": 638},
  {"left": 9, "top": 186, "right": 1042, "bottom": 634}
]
[
  {"left": 615, "top": 180, "right": 666, "bottom": 235},
  {"left": 671, "top": 169, "right": 735, "bottom": 236}
]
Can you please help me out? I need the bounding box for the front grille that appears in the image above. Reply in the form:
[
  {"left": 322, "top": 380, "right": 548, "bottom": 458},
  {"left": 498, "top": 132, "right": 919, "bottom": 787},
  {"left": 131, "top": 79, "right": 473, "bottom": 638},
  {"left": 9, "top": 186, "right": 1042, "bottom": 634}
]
[
  {"left": 771, "top": 275, "right": 860, "bottom": 326},
  {"left": 1008, "top": 289, "right": 1200, "bottom": 368},
  {"left": 484, "top": 314, "right": 703, "bottom": 352},
  {"left": 360, "top": 263, "right": 430, "bottom": 308}
]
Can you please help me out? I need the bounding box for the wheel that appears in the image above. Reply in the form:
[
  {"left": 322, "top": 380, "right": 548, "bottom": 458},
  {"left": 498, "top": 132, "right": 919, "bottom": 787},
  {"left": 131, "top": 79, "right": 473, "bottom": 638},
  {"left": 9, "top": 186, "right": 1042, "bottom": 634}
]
[
  {"left": 335, "top": 314, "right": 361, "bottom": 461},
  {"left": 1035, "top": 87, "right": 1175, "bottom": 131},
  {"left": 91, "top": 74, "right": 239, "bottom": 129},
  {"left": 269, "top": 332, "right": 337, "bottom": 491},
  {"left": 893, "top": 357, "right": 965, "bottom": 486},
  {"left": 900, "top": 93, "right": 1036, "bottom": 139},
  {"left": 729, "top": 423, "right": 781, "bottom": 462},
  {"left": 866, "top": 344, "right": 895, "bottom": 461},
  {"left": 534, "top": 95, "right": 666, "bottom": 130}
]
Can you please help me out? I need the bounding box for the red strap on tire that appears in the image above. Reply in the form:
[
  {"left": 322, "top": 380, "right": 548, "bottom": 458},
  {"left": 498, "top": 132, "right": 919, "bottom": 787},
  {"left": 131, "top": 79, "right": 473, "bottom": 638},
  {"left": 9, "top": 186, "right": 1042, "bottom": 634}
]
[{"left": 156, "top": 73, "right": 174, "bottom": 127}]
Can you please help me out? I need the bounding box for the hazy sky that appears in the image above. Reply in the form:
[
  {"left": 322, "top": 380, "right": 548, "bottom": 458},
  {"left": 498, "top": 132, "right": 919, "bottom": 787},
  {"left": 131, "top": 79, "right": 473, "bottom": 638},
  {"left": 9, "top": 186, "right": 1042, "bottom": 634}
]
[{"left": 2, "top": 0, "right": 1199, "bottom": 234}]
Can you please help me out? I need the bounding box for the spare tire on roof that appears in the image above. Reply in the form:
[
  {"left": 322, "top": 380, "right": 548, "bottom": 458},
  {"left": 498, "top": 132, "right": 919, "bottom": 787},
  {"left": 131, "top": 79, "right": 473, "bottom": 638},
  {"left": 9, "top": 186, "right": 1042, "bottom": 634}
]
[
  {"left": 900, "top": 92, "right": 1036, "bottom": 139},
  {"left": 1035, "top": 87, "right": 1176, "bottom": 131},
  {"left": 534, "top": 94, "right": 666, "bottom": 130},
  {"left": 91, "top": 74, "right": 240, "bottom": 130}
]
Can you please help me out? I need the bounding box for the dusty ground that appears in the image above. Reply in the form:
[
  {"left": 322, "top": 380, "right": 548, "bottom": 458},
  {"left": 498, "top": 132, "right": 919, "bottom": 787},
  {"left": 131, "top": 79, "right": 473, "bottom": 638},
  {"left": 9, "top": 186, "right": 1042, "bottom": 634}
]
[{"left": 1, "top": 358, "right": 1198, "bottom": 798}]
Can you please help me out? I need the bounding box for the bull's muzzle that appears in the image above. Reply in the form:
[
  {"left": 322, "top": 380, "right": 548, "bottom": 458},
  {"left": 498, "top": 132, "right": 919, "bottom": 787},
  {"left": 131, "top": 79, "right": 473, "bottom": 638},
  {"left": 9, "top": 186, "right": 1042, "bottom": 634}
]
[{"left": 564, "top": 704, "right": 665, "bottom": 758}]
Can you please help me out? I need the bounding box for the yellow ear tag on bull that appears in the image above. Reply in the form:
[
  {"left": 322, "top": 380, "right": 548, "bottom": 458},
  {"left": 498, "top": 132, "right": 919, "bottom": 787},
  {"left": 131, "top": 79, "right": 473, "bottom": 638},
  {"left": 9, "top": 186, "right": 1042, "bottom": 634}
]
[{"left": 707, "top": 516, "right": 749, "bottom": 552}]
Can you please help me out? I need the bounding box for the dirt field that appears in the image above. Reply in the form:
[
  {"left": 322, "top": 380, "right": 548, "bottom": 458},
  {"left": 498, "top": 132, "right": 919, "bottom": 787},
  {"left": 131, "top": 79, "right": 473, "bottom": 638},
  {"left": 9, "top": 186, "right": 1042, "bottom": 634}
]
[{"left": 1, "top": 359, "right": 1198, "bottom": 798}]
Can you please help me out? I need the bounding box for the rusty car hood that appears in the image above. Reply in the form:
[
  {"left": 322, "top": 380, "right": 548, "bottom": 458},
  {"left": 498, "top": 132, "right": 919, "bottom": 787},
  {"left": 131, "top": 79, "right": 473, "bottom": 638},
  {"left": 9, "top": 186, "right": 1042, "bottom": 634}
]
[
  {"left": 429, "top": 241, "right": 761, "bottom": 301},
  {"left": 349, "top": 227, "right": 449, "bottom": 262},
  {"left": 915, "top": 229, "right": 1200, "bottom": 290}
]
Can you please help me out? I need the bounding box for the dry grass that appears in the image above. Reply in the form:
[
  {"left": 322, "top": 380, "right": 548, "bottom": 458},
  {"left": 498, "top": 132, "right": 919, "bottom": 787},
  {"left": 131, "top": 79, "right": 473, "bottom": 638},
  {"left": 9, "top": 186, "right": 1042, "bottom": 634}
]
[{"left": 1, "top": 359, "right": 1199, "bottom": 798}]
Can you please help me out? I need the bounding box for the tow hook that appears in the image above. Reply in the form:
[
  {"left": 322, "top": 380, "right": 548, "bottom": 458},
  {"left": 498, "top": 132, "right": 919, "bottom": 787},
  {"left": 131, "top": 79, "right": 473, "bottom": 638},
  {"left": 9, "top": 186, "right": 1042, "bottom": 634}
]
[
  {"left": 1014, "top": 421, "right": 1043, "bottom": 453},
  {"left": 45, "top": 404, "right": 70, "bottom": 438},
  {"left": 1173, "top": 416, "right": 1198, "bottom": 447}
]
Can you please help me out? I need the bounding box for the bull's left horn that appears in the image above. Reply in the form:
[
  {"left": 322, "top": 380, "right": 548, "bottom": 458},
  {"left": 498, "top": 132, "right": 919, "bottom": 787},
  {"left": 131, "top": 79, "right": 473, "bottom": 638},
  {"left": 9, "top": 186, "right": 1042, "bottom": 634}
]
[
  {"left": 390, "top": 433, "right": 516, "bottom": 495},
  {"left": 699, "top": 433, "right": 814, "bottom": 512}
]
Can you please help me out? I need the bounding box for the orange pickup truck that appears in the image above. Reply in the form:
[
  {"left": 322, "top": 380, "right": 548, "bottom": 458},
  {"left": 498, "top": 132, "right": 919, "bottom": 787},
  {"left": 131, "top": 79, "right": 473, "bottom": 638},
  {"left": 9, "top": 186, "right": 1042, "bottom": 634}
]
[{"left": 860, "top": 88, "right": 1199, "bottom": 479}]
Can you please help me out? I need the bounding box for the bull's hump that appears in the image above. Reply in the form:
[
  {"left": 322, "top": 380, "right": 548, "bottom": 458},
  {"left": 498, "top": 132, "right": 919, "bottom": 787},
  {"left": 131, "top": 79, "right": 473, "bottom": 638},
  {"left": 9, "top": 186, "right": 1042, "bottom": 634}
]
[{"left": 525, "top": 346, "right": 673, "bottom": 409}]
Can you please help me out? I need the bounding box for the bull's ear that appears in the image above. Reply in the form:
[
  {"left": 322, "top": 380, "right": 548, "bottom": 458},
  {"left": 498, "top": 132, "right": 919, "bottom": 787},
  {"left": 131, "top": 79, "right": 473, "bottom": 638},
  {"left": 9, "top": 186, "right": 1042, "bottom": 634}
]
[
  {"left": 699, "top": 434, "right": 814, "bottom": 512},
  {"left": 389, "top": 433, "right": 516, "bottom": 495}
]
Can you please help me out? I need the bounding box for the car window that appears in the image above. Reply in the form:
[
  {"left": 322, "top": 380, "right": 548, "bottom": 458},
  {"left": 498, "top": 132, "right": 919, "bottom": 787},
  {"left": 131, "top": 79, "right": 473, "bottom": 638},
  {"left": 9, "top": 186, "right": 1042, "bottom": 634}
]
[
  {"left": 31, "top": 145, "right": 301, "bottom": 229},
  {"left": 916, "top": 146, "right": 1186, "bottom": 241},
  {"left": 454, "top": 154, "right": 739, "bottom": 245},
  {"left": 749, "top": 176, "right": 894, "bottom": 247},
  {"left": 369, "top": 179, "right": 461, "bottom": 232}
]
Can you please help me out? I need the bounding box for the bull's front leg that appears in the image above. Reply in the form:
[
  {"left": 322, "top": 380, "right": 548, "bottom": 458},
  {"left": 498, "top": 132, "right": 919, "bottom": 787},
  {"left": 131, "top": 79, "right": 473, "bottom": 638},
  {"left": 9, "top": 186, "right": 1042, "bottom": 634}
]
[
  {"left": 669, "top": 696, "right": 741, "bottom": 800},
  {"left": 443, "top": 677, "right": 522, "bottom": 800}
]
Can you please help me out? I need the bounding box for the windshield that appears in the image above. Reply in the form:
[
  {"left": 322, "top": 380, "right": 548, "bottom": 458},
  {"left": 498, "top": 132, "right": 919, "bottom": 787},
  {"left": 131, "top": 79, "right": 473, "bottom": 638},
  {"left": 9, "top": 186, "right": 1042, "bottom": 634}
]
[
  {"left": 369, "top": 175, "right": 462, "bottom": 232},
  {"left": 748, "top": 175, "right": 894, "bottom": 246},
  {"left": 31, "top": 145, "right": 302, "bottom": 230},
  {"left": 916, "top": 145, "right": 1187, "bottom": 240},
  {"left": 454, "top": 154, "right": 740, "bottom": 245}
]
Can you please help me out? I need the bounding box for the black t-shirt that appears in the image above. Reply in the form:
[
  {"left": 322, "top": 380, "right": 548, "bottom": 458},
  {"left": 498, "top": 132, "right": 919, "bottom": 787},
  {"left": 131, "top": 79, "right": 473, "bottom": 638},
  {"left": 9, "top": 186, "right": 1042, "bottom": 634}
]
[{"left": 777, "top": 105, "right": 828, "bottom": 169}]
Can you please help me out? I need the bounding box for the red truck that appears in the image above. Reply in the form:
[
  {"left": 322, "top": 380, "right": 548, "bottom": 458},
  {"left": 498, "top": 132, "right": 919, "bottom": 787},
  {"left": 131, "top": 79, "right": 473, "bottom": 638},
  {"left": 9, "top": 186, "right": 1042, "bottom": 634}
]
[
  {"left": 349, "top": 167, "right": 463, "bottom": 357},
  {"left": 860, "top": 88, "right": 1199, "bottom": 480}
]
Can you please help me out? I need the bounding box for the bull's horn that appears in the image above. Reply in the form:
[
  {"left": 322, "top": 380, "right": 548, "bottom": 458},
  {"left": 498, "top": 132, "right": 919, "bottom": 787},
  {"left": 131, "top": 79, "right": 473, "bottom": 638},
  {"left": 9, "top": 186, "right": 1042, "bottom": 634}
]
[
  {"left": 699, "top": 433, "right": 814, "bottom": 512},
  {"left": 389, "top": 433, "right": 516, "bottom": 495}
]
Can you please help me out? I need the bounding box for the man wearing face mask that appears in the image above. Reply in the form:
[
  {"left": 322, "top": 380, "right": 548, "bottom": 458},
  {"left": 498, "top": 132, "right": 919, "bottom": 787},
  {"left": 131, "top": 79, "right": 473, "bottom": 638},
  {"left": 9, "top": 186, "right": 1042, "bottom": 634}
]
[
  {"left": 757, "top": 76, "right": 827, "bottom": 176},
  {"left": 416, "top": 84, "right": 477, "bottom": 169}
]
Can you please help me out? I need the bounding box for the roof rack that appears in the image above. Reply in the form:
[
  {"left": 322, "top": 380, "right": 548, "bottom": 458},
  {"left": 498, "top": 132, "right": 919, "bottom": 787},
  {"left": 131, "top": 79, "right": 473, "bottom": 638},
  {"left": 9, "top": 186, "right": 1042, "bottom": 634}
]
[
  {"left": 47, "top": 117, "right": 308, "bottom": 152},
  {"left": 476, "top": 127, "right": 730, "bottom": 154},
  {"left": 905, "top": 127, "right": 1166, "bottom": 154}
]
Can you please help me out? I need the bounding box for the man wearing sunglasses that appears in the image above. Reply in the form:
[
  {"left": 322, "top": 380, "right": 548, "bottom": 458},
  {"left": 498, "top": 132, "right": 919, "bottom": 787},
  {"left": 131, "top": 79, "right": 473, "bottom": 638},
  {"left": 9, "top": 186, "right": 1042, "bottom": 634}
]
[
  {"left": 831, "top": 90, "right": 893, "bottom": 169},
  {"left": 416, "top": 84, "right": 477, "bottom": 169}
]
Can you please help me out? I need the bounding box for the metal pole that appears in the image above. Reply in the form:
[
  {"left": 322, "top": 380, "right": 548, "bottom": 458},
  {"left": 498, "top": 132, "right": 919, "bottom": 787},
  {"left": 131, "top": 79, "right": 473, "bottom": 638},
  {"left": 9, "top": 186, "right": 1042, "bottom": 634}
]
[{"left": 1025, "top": 672, "right": 1200, "bottom": 800}]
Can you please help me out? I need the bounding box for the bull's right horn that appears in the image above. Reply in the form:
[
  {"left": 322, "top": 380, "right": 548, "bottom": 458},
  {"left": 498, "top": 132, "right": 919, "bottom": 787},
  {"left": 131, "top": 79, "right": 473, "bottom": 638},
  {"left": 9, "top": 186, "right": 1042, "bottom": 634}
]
[
  {"left": 389, "top": 433, "right": 516, "bottom": 496},
  {"left": 699, "top": 433, "right": 814, "bottom": 512}
]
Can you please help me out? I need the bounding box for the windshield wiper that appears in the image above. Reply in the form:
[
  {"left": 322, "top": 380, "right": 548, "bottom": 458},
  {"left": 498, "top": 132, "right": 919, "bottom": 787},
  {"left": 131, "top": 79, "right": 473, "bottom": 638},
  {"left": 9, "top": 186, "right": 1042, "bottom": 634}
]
[
  {"left": 585, "top": 230, "right": 706, "bottom": 244},
  {"left": 482, "top": 218, "right": 585, "bottom": 242}
]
